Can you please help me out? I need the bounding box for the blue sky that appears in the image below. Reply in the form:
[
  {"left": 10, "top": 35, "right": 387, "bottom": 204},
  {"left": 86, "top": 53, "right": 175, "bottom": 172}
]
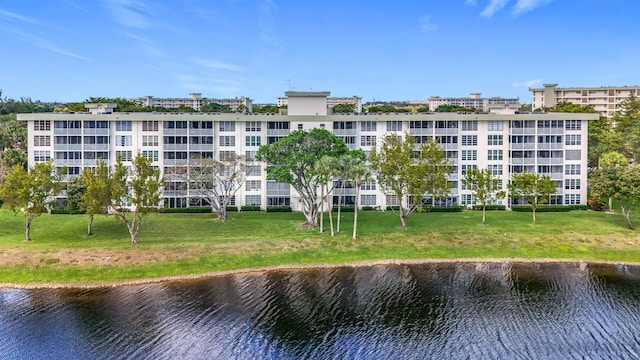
[{"left": 1, "top": 0, "right": 639, "bottom": 104}]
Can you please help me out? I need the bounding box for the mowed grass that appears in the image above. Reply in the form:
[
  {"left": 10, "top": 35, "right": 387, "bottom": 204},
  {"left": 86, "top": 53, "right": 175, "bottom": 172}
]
[{"left": 1, "top": 208, "right": 640, "bottom": 285}]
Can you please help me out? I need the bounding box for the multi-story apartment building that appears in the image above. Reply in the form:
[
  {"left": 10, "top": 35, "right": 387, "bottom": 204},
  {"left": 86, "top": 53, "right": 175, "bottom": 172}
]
[
  {"left": 278, "top": 92, "right": 363, "bottom": 113},
  {"left": 19, "top": 92, "right": 597, "bottom": 210},
  {"left": 136, "top": 93, "right": 253, "bottom": 112},
  {"left": 530, "top": 83, "right": 640, "bottom": 117},
  {"left": 427, "top": 93, "right": 520, "bottom": 112}
]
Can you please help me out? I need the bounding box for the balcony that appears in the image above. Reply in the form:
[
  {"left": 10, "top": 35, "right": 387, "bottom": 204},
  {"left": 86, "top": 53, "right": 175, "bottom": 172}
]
[{"left": 163, "top": 144, "right": 188, "bottom": 151}]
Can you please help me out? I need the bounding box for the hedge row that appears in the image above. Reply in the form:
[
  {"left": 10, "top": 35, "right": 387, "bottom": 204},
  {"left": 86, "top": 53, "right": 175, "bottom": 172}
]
[
  {"left": 160, "top": 207, "right": 212, "bottom": 213},
  {"left": 50, "top": 208, "right": 87, "bottom": 215},
  {"left": 471, "top": 205, "right": 507, "bottom": 211},
  {"left": 386, "top": 206, "right": 463, "bottom": 213},
  {"left": 266, "top": 206, "right": 292, "bottom": 212},
  {"left": 511, "top": 205, "right": 587, "bottom": 212}
]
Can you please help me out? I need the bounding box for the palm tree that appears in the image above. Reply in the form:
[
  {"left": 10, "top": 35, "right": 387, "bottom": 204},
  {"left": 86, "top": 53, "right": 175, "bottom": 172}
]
[
  {"left": 349, "top": 162, "right": 371, "bottom": 240},
  {"left": 315, "top": 156, "right": 337, "bottom": 235}
]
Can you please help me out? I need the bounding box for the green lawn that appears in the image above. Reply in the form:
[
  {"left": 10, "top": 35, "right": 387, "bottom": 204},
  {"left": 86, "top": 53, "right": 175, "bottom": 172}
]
[{"left": 1, "top": 208, "right": 639, "bottom": 286}]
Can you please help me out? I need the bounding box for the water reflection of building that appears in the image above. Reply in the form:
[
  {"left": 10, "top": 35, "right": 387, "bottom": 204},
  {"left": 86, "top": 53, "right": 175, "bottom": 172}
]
[{"left": 19, "top": 91, "right": 597, "bottom": 210}]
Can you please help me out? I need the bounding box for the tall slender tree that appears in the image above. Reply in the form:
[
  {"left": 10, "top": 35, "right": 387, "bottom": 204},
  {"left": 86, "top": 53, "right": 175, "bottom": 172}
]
[
  {"left": 462, "top": 168, "right": 506, "bottom": 225},
  {"left": 79, "top": 159, "right": 115, "bottom": 235},
  {"left": 508, "top": 171, "right": 556, "bottom": 224}
]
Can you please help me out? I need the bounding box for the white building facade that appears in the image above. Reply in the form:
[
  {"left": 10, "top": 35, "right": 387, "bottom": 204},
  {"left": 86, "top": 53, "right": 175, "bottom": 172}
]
[
  {"left": 19, "top": 92, "right": 597, "bottom": 210},
  {"left": 427, "top": 93, "right": 520, "bottom": 112},
  {"left": 278, "top": 92, "right": 363, "bottom": 113},
  {"left": 530, "top": 83, "right": 640, "bottom": 117},
  {"left": 136, "top": 93, "right": 253, "bottom": 112}
]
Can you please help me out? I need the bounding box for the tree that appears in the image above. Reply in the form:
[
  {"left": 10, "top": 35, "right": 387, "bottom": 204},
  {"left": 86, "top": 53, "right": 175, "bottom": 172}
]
[
  {"left": 462, "top": 168, "right": 506, "bottom": 225},
  {"left": 589, "top": 116, "right": 616, "bottom": 168},
  {"left": 187, "top": 154, "right": 250, "bottom": 221},
  {"left": 315, "top": 155, "right": 338, "bottom": 235},
  {"left": 0, "top": 161, "right": 63, "bottom": 241},
  {"left": 507, "top": 172, "right": 556, "bottom": 224},
  {"left": 111, "top": 154, "right": 163, "bottom": 245},
  {"left": 332, "top": 103, "right": 355, "bottom": 113},
  {"left": 435, "top": 104, "right": 477, "bottom": 113},
  {"left": 594, "top": 151, "right": 629, "bottom": 212},
  {"left": 349, "top": 161, "right": 371, "bottom": 240},
  {"left": 334, "top": 150, "right": 367, "bottom": 232},
  {"left": 256, "top": 129, "right": 348, "bottom": 226},
  {"left": 612, "top": 94, "right": 640, "bottom": 163},
  {"left": 79, "top": 159, "right": 115, "bottom": 235},
  {"left": 369, "top": 133, "right": 450, "bottom": 228},
  {"left": 200, "top": 102, "right": 232, "bottom": 113},
  {"left": 591, "top": 165, "right": 640, "bottom": 229}
]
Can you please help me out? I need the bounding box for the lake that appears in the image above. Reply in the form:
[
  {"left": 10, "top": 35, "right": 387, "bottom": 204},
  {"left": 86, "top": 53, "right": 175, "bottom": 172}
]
[{"left": 1, "top": 262, "right": 639, "bottom": 359}]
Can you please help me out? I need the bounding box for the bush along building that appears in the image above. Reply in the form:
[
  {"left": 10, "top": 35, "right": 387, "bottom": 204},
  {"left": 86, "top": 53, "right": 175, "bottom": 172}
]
[{"left": 19, "top": 91, "right": 598, "bottom": 210}]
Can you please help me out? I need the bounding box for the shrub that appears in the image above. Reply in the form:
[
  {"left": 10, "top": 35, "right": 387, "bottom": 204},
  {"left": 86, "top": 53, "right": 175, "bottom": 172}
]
[
  {"left": 332, "top": 206, "right": 355, "bottom": 212},
  {"left": 511, "top": 206, "right": 574, "bottom": 212},
  {"left": 471, "top": 205, "right": 506, "bottom": 211},
  {"left": 587, "top": 197, "right": 606, "bottom": 211},
  {"left": 240, "top": 206, "right": 261, "bottom": 212},
  {"left": 266, "top": 206, "right": 292, "bottom": 212},
  {"left": 226, "top": 206, "right": 238, "bottom": 212},
  {"left": 50, "top": 208, "right": 86, "bottom": 215},
  {"left": 361, "top": 206, "right": 377, "bottom": 211},
  {"left": 421, "top": 206, "right": 463, "bottom": 213},
  {"left": 160, "top": 207, "right": 212, "bottom": 213}
]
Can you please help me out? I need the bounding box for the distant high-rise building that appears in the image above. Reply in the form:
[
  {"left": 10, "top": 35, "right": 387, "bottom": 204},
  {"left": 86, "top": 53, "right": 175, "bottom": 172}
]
[
  {"left": 530, "top": 83, "right": 640, "bottom": 117},
  {"left": 427, "top": 93, "right": 520, "bottom": 112}
]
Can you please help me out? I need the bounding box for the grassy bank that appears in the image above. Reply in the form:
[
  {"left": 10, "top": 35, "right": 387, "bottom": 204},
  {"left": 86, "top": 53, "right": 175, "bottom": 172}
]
[{"left": 0, "top": 208, "right": 639, "bottom": 286}]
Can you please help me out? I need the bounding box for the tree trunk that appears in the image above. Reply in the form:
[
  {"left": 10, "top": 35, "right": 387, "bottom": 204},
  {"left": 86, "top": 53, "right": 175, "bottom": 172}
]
[
  {"left": 482, "top": 206, "right": 486, "bottom": 225},
  {"left": 353, "top": 181, "right": 360, "bottom": 240},
  {"left": 337, "top": 183, "right": 343, "bottom": 232},
  {"left": 399, "top": 206, "right": 407, "bottom": 228},
  {"left": 327, "top": 185, "right": 334, "bottom": 236},
  {"left": 87, "top": 215, "right": 93, "bottom": 236},
  {"left": 621, "top": 206, "right": 634, "bottom": 229},
  {"left": 608, "top": 197, "right": 613, "bottom": 213},
  {"left": 532, "top": 208, "right": 536, "bottom": 224},
  {"left": 319, "top": 185, "right": 324, "bottom": 233},
  {"left": 25, "top": 213, "right": 34, "bottom": 241}
]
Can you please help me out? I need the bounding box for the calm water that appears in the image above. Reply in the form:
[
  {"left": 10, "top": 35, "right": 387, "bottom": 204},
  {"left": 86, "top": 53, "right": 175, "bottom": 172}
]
[{"left": 1, "top": 262, "right": 640, "bottom": 359}]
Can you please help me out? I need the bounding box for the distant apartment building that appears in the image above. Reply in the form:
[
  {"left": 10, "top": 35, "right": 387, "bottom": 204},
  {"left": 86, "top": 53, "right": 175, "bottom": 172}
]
[
  {"left": 427, "top": 93, "right": 520, "bottom": 112},
  {"left": 136, "top": 93, "right": 253, "bottom": 112},
  {"left": 278, "top": 93, "right": 362, "bottom": 113},
  {"left": 530, "top": 83, "right": 640, "bottom": 117},
  {"left": 19, "top": 91, "right": 597, "bottom": 210}
]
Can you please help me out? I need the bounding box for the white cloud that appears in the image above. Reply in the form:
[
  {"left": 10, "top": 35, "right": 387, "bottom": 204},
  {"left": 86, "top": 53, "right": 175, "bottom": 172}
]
[
  {"left": 418, "top": 15, "right": 439, "bottom": 32},
  {"left": 512, "top": 0, "right": 553, "bottom": 16},
  {"left": 480, "top": 0, "right": 510, "bottom": 17},
  {"left": 0, "top": 24, "right": 90, "bottom": 61},
  {"left": 513, "top": 79, "right": 541, "bottom": 89},
  {"left": 465, "top": 0, "right": 478, "bottom": 5},
  {"left": 102, "top": 0, "right": 151, "bottom": 29},
  {"left": 191, "top": 58, "right": 242, "bottom": 72}
]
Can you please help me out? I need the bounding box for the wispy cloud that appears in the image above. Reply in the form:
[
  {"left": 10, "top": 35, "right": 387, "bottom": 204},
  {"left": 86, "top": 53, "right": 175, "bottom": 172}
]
[
  {"left": 418, "top": 15, "right": 439, "bottom": 32},
  {"left": 257, "top": 0, "right": 282, "bottom": 54},
  {"left": 465, "top": 0, "right": 478, "bottom": 5},
  {"left": 102, "top": 0, "right": 151, "bottom": 29},
  {"left": 0, "top": 8, "right": 48, "bottom": 26},
  {"left": 480, "top": 0, "right": 510, "bottom": 17},
  {"left": 0, "top": 24, "right": 90, "bottom": 61},
  {"left": 191, "top": 58, "right": 242, "bottom": 72},
  {"left": 513, "top": 79, "right": 541, "bottom": 89},
  {"left": 512, "top": 0, "right": 553, "bottom": 16}
]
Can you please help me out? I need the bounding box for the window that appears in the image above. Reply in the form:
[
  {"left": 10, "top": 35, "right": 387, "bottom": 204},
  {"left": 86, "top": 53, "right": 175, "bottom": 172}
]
[
  {"left": 142, "top": 135, "right": 158, "bottom": 147},
  {"left": 360, "top": 181, "right": 376, "bottom": 190},
  {"left": 566, "top": 120, "right": 581, "bottom": 130},
  {"left": 409, "top": 121, "right": 432, "bottom": 129},
  {"left": 267, "top": 136, "right": 283, "bottom": 144},
  {"left": 537, "top": 120, "right": 564, "bottom": 128},
  {"left": 565, "top": 150, "right": 581, "bottom": 160},
  {"left": 142, "top": 121, "right": 159, "bottom": 131},
  {"left": 361, "top": 194, "right": 377, "bottom": 206},
  {"left": 115, "top": 135, "right": 132, "bottom": 147},
  {"left": 461, "top": 194, "right": 475, "bottom": 205},
  {"left": 487, "top": 121, "right": 503, "bottom": 131},
  {"left": 386, "top": 195, "right": 400, "bottom": 206},
  {"left": 34, "top": 150, "right": 51, "bottom": 162},
  {"left": 386, "top": 121, "right": 402, "bottom": 131},
  {"left": 245, "top": 195, "right": 261, "bottom": 206},
  {"left": 565, "top": 179, "right": 581, "bottom": 190},
  {"left": 142, "top": 150, "right": 159, "bottom": 161},
  {"left": 245, "top": 150, "right": 257, "bottom": 159},
  {"left": 219, "top": 151, "right": 236, "bottom": 161},
  {"left": 246, "top": 136, "right": 261, "bottom": 146},
  {"left": 488, "top": 164, "right": 503, "bottom": 175},
  {"left": 34, "top": 121, "right": 51, "bottom": 131},
  {"left": 565, "top": 134, "right": 581, "bottom": 145},
  {"left": 54, "top": 120, "right": 81, "bottom": 129},
  {"left": 116, "top": 151, "right": 133, "bottom": 161},
  {"left": 361, "top": 121, "right": 377, "bottom": 131},
  {"left": 338, "top": 136, "right": 356, "bottom": 145},
  {"left": 33, "top": 135, "right": 50, "bottom": 146},
  {"left": 116, "top": 121, "right": 132, "bottom": 131},
  {"left": 461, "top": 150, "right": 477, "bottom": 161},
  {"left": 55, "top": 151, "right": 82, "bottom": 160},
  {"left": 96, "top": 121, "right": 109, "bottom": 128},
  {"left": 267, "top": 121, "right": 290, "bottom": 130},
  {"left": 435, "top": 136, "right": 458, "bottom": 144},
  {"left": 246, "top": 121, "right": 261, "bottom": 132},
  {"left": 461, "top": 164, "right": 477, "bottom": 175},
  {"left": 297, "top": 124, "right": 303, "bottom": 130},
  {"left": 333, "top": 121, "right": 355, "bottom": 129},
  {"left": 538, "top": 135, "right": 563, "bottom": 143},
  {"left": 488, "top": 149, "right": 503, "bottom": 160},
  {"left": 219, "top": 136, "right": 236, "bottom": 147},
  {"left": 487, "top": 135, "right": 503, "bottom": 145},
  {"left": 219, "top": 121, "right": 236, "bottom": 131},
  {"left": 360, "top": 135, "right": 377, "bottom": 146},
  {"left": 565, "top": 164, "right": 581, "bottom": 175},
  {"left": 246, "top": 165, "right": 261, "bottom": 176},
  {"left": 461, "top": 135, "right": 477, "bottom": 146},
  {"left": 461, "top": 121, "right": 477, "bottom": 131},
  {"left": 565, "top": 194, "right": 581, "bottom": 205},
  {"left": 267, "top": 197, "right": 290, "bottom": 206},
  {"left": 245, "top": 180, "right": 262, "bottom": 191}
]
